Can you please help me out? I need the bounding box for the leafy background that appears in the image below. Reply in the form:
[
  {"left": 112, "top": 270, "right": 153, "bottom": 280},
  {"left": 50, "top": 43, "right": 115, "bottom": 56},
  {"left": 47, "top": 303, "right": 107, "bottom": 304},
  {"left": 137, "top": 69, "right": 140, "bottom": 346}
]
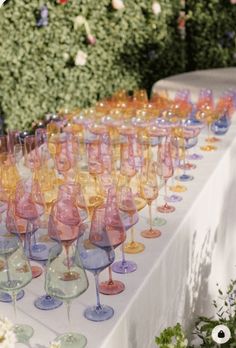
[
  {"left": 0, "top": 0, "right": 236, "bottom": 130},
  {"left": 0, "top": 0, "right": 184, "bottom": 130},
  {"left": 186, "top": 0, "right": 236, "bottom": 71}
]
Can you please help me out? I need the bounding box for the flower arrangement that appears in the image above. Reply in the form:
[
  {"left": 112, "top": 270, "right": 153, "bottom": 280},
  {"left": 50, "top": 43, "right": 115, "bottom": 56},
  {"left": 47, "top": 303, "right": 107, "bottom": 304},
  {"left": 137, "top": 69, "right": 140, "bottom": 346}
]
[
  {"left": 49, "top": 341, "right": 61, "bottom": 348},
  {"left": 0, "top": 317, "right": 16, "bottom": 348},
  {"left": 155, "top": 280, "right": 236, "bottom": 347},
  {"left": 155, "top": 323, "right": 188, "bottom": 348}
]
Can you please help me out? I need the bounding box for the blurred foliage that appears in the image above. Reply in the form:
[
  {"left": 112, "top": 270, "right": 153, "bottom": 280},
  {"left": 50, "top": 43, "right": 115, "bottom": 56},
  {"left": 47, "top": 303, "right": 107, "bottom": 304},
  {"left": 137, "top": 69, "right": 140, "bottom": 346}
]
[
  {"left": 0, "top": 0, "right": 185, "bottom": 130},
  {"left": 186, "top": 0, "right": 236, "bottom": 71}
]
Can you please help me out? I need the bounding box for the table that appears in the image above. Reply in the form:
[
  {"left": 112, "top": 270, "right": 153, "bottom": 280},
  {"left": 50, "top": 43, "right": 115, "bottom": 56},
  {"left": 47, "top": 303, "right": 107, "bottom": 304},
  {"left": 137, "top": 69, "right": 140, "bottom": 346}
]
[
  {"left": 1, "top": 68, "right": 236, "bottom": 348},
  {"left": 152, "top": 67, "right": 236, "bottom": 101}
]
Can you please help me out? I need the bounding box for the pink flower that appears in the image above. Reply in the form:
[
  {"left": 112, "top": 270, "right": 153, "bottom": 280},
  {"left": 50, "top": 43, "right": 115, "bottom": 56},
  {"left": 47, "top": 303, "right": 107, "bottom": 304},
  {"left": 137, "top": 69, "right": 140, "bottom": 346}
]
[
  {"left": 112, "top": 0, "right": 125, "bottom": 10},
  {"left": 230, "top": 0, "right": 236, "bottom": 3},
  {"left": 87, "top": 34, "right": 96, "bottom": 45}
]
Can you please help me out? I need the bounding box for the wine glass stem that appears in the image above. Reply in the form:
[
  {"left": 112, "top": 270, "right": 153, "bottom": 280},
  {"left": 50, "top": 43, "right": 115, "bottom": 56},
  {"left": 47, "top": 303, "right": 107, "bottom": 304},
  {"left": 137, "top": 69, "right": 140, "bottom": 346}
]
[
  {"left": 94, "top": 273, "right": 102, "bottom": 310},
  {"left": 64, "top": 245, "right": 71, "bottom": 272},
  {"left": 66, "top": 300, "right": 71, "bottom": 329},
  {"left": 148, "top": 203, "right": 152, "bottom": 231},
  {"left": 12, "top": 291, "right": 17, "bottom": 319},
  {"left": 164, "top": 179, "right": 167, "bottom": 202},
  {"left": 207, "top": 123, "right": 211, "bottom": 145},
  {"left": 130, "top": 226, "right": 135, "bottom": 244},
  {"left": 108, "top": 266, "right": 114, "bottom": 285},
  {"left": 26, "top": 220, "right": 33, "bottom": 259},
  {"left": 121, "top": 243, "right": 126, "bottom": 264}
]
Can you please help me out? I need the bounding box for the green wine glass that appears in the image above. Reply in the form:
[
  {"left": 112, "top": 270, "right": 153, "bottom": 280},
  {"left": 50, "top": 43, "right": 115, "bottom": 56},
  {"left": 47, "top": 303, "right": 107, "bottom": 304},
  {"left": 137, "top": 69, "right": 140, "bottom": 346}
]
[
  {"left": 0, "top": 233, "right": 33, "bottom": 343},
  {"left": 45, "top": 242, "right": 89, "bottom": 348}
]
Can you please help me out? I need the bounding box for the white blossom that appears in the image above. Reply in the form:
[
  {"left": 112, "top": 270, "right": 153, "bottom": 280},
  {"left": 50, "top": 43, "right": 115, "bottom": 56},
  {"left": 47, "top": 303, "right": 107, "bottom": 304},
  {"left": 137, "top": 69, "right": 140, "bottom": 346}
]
[
  {"left": 112, "top": 0, "right": 125, "bottom": 10},
  {"left": 0, "top": 317, "right": 16, "bottom": 348},
  {"left": 74, "top": 15, "right": 86, "bottom": 29},
  {"left": 49, "top": 341, "right": 61, "bottom": 348},
  {"left": 75, "top": 50, "right": 88, "bottom": 66},
  {"left": 152, "top": 1, "right": 161, "bottom": 15}
]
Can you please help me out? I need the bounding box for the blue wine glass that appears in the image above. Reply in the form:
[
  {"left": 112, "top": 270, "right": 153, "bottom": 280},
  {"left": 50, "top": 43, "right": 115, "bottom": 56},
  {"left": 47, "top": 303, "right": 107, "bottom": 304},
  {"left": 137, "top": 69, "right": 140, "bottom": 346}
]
[{"left": 78, "top": 209, "right": 115, "bottom": 322}]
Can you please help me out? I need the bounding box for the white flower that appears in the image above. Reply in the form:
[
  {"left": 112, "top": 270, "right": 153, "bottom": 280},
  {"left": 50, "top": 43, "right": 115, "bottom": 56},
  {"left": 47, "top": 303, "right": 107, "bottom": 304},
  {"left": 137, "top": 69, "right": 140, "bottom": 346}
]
[
  {"left": 152, "top": 1, "right": 161, "bottom": 15},
  {"left": 74, "top": 15, "right": 86, "bottom": 29},
  {"left": 75, "top": 50, "right": 87, "bottom": 66},
  {"left": 0, "top": 317, "right": 16, "bottom": 348},
  {"left": 112, "top": 0, "right": 125, "bottom": 10},
  {"left": 49, "top": 341, "right": 61, "bottom": 348},
  {"left": 63, "top": 52, "right": 69, "bottom": 61}
]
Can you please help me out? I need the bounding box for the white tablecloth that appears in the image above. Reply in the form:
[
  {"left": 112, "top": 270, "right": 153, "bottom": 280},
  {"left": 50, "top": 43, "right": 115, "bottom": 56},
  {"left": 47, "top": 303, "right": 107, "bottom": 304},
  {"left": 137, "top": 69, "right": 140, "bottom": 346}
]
[{"left": 1, "top": 68, "right": 236, "bottom": 348}]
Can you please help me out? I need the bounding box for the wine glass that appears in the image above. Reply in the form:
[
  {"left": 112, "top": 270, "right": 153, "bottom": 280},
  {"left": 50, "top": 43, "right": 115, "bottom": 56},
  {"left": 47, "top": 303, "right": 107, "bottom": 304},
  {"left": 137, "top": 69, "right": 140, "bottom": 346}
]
[
  {"left": 0, "top": 215, "right": 25, "bottom": 303},
  {"left": 49, "top": 184, "right": 83, "bottom": 277},
  {"left": 120, "top": 136, "right": 137, "bottom": 181},
  {"left": 14, "top": 178, "right": 45, "bottom": 278},
  {"left": 45, "top": 242, "right": 88, "bottom": 348},
  {"left": 1, "top": 153, "right": 20, "bottom": 199},
  {"left": 157, "top": 140, "right": 175, "bottom": 213},
  {"left": 99, "top": 187, "right": 126, "bottom": 295},
  {"left": 24, "top": 135, "right": 41, "bottom": 171},
  {"left": 118, "top": 183, "right": 145, "bottom": 254},
  {"left": 34, "top": 184, "right": 86, "bottom": 311},
  {"left": 0, "top": 232, "right": 33, "bottom": 343},
  {"left": 174, "top": 126, "right": 195, "bottom": 182},
  {"left": 140, "top": 161, "right": 161, "bottom": 238},
  {"left": 78, "top": 207, "right": 115, "bottom": 321}
]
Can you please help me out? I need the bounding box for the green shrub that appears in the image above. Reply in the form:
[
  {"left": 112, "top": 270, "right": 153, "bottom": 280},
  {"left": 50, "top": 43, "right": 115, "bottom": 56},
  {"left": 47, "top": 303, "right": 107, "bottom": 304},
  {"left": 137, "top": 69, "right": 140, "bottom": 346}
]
[
  {"left": 186, "top": 0, "right": 236, "bottom": 71},
  {"left": 0, "top": 0, "right": 185, "bottom": 130}
]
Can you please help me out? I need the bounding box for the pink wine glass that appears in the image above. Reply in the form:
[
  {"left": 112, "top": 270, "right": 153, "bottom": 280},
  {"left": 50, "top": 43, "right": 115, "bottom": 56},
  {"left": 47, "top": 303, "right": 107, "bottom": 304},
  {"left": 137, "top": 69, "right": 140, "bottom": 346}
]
[
  {"left": 99, "top": 187, "right": 126, "bottom": 295},
  {"left": 157, "top": 139, "right": 175, "bottom": 213}
]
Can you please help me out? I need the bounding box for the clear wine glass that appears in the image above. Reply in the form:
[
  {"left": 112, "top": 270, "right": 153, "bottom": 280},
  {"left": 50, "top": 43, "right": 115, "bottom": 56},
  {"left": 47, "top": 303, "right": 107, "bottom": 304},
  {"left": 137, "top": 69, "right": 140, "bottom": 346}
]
[
  {"left": 45, "top": 242, "right": 88, "bottom": 348},
  {"left": 0, "top": 232, "right": 33, "bottom": 343}
]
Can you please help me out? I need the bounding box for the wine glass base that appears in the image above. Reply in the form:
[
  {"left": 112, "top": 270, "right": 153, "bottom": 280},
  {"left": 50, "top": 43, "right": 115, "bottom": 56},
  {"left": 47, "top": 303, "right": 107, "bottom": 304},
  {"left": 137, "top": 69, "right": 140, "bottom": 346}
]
[
  {"left": 34, "top": 294, "right": 63, "bottom": 310},
  {"left": 124, "top": 241, "right": 145, "bottom": 254},
  {"left": 207, "top": 136, "right": 221, "bottom": 143},
  {"left": 84, "top": 304, "right": 114, "bottom": 322},
  {"left": 14, "top": 324, "right": 34, "bottom": 343},
  {"left": 112, "top": 260, "right": 137, "bottom": 274},
  {"left": 152, "top": 217, "right": 167, "bottom": 226},
  {"left": 200, "top": 144, "right": 217, "bottom": 152},
  {"left": 187, "top": 153, "right": 203, "bottom": 161},
  {"left": 175, "top": 174, "right": 194, "bottom": 182},
  {"left": 99, "top": 280, "right": 125, "bottom": 295},
  {"left": 165, "top": 195, "right": 183, "bottom": 203},
  {"left": 55, "top": 332, "right": 87, "bottom": 348},
  {"left": 0, "top": 290, "right": 24, "bottom": 303},
  {"left": 141, "top": 229, "right": 161, "bottom": 239},
  {"left": 179, "top": 163, "right": 196, "bottom": 170},
  {"left": 169, "top": 184, "right": 187, "bottom": 193},
  {"left": 31, "top": 243, "right": 47, "bottom": 253},
  {"left": 157, "top": 204, "right": 175, "bottom": 214},
  {"left": 31, "top": 265, "right": 43, "bottom": 279}
]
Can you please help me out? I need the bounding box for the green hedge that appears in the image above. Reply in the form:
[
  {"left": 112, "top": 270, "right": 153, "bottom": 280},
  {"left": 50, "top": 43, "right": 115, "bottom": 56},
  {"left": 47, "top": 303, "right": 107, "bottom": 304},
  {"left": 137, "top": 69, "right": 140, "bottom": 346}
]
[
  {"left": 186, "top": 0, "right": 236, "bottom": 71},
  {"left": 0, "top": 0, "right": 185, "bottom": 130}
]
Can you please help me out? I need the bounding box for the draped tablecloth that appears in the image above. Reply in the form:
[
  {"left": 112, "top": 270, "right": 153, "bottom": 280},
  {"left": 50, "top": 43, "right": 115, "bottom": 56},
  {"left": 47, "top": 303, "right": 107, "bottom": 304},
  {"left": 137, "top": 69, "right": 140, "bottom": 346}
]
[{"left": 1, "top": 68, "right": 236, "bottom": 348}]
